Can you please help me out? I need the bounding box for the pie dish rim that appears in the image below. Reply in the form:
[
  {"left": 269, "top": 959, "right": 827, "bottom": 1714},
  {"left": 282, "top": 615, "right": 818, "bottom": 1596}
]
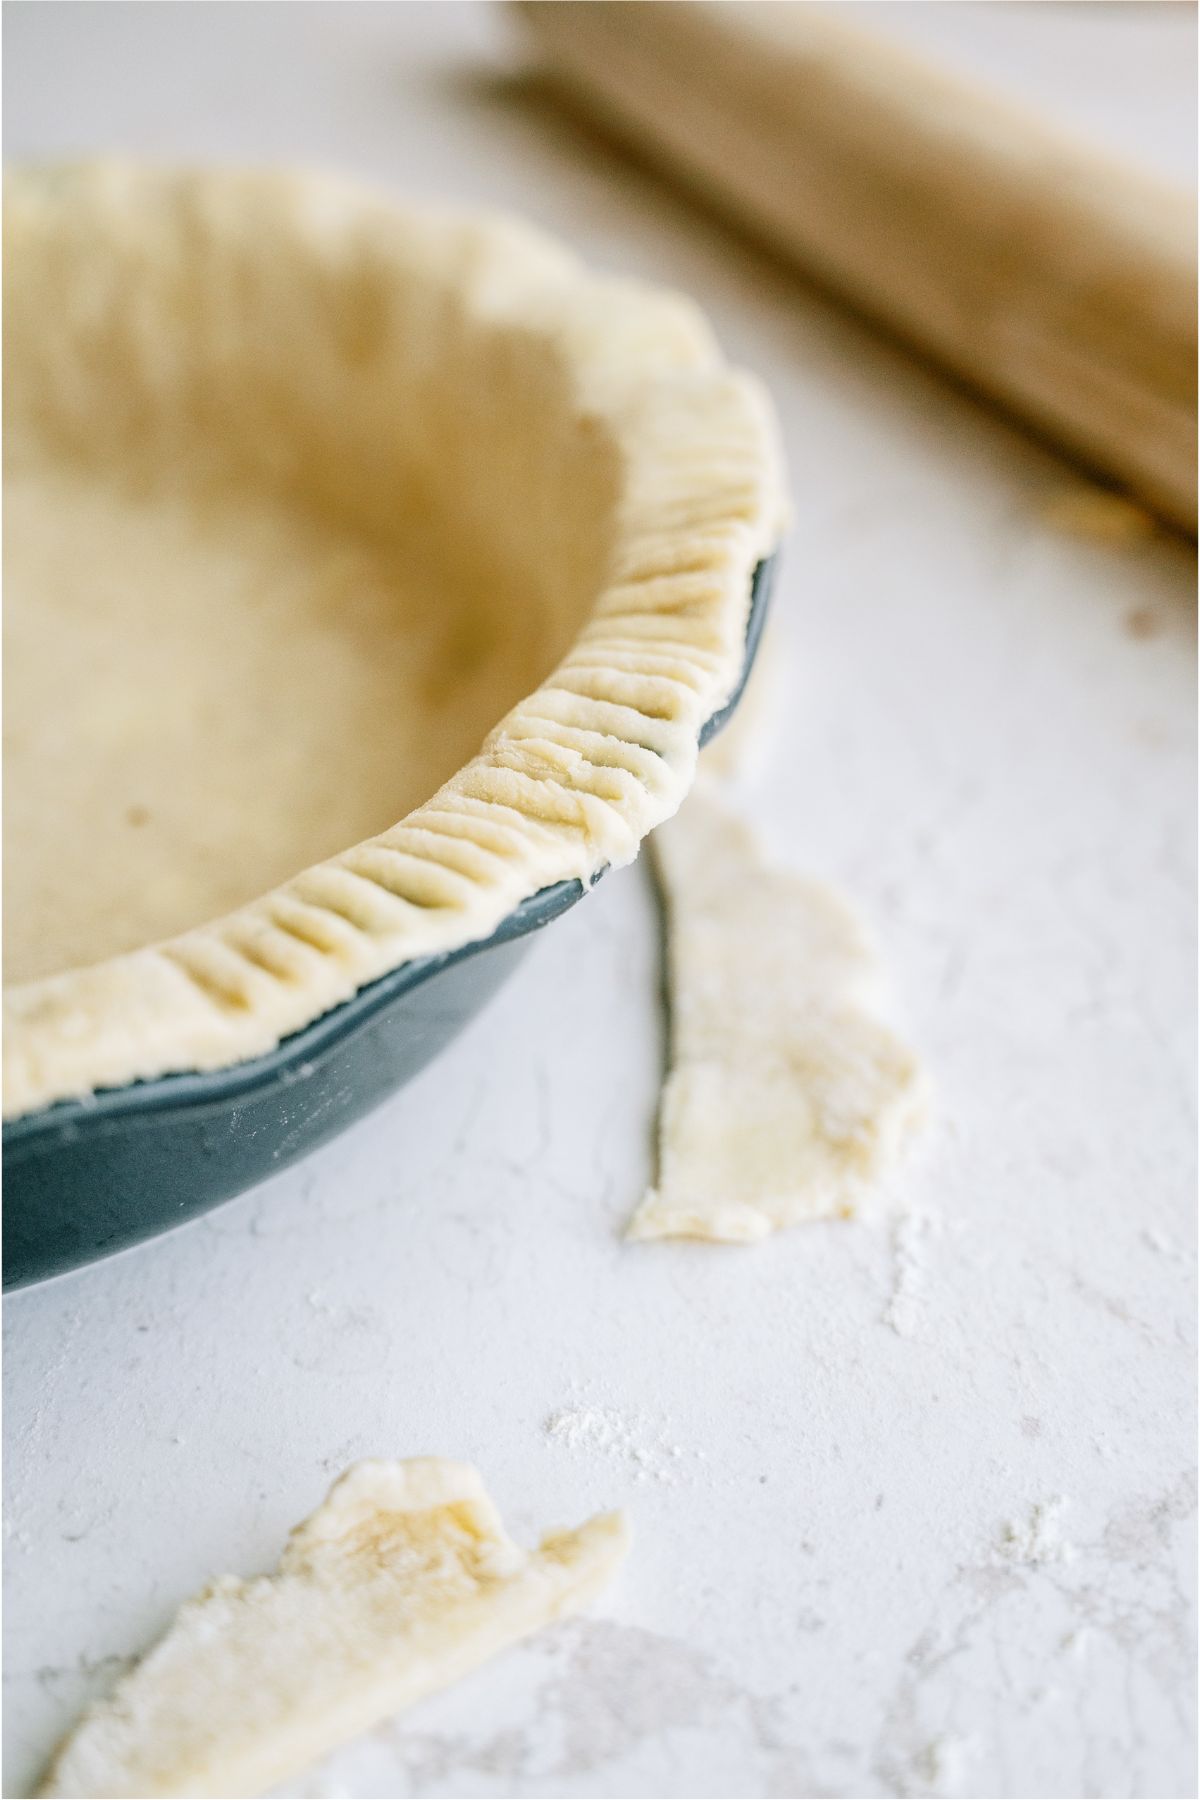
[{"left": 4, "top": 164, "right": 787, "bottom": 1119}]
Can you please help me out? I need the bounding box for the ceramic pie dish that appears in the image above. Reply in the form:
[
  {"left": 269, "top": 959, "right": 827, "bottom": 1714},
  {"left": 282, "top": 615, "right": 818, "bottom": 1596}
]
[{"left": 3, "top": 164, "right": 785, "bottom": 1286}]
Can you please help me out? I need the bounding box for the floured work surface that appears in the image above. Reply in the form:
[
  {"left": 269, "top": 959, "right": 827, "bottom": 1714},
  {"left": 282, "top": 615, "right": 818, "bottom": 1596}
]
[{"left": 5, "top": 9, "right": 1196, "bottom": 1800}]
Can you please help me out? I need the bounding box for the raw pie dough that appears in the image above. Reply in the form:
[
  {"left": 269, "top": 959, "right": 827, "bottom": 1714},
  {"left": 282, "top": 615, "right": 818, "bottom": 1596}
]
[
  {"left": 36, "top": 1459, "right": 629, "bottom": 1800},
  {"left": 4, "top": 164, "right": 785, "bottom": 1117},
  {"left": 5, "top": 461, "right": 575, "bottom": 985},
  {"left": 630, "top": 781, "right": 930, "bottom": 1243}
]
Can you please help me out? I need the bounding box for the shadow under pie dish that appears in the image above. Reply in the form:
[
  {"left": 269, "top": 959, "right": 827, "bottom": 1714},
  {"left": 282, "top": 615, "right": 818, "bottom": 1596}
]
[{"left": 3, "top": 164, "right": 786, "bottom": 1285}]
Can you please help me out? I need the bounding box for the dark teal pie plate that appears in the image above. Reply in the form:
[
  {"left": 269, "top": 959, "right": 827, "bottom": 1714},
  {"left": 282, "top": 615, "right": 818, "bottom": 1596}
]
[{"left": 3, "top": 556, "right": 774, "bottom": 1289}]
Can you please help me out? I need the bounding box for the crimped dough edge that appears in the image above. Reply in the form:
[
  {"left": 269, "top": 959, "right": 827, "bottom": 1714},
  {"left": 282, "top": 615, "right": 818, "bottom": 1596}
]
[{"left": 4, "top": 164, "right": 786, "bottom": 1118}]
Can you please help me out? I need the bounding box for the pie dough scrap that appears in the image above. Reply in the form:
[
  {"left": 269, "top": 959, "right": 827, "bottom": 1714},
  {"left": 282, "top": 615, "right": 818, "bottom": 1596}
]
[
  {"left": 36, "top": 1459, "right": 630, "bottom": 1800},
  {"left": 630, "top": 782, "right": 931, "bottom": 1243}
]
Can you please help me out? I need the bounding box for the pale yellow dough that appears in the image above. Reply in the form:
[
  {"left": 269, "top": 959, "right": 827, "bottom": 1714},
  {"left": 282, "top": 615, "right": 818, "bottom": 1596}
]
[
  {"left": 631, "top": 782, "right": 930, "bottom": 1243},
  {"left": 5, "top": 463, "right": 558, "bottom": 983},
  {"left": 3, "top": 164, "right": 785, "bottom": 1117},
  {"left": 37, "top": 1459, "right": 630, "bottom": 1800}
]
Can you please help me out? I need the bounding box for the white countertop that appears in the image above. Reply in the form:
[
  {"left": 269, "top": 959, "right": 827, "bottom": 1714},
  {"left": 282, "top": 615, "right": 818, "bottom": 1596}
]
[{"left": 4, "top": 6, "right": 1196, "bottom": 1797}]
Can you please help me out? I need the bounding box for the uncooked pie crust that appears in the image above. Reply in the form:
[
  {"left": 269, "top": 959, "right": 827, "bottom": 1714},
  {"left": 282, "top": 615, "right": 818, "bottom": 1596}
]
[
  {"left": 36, "top": 1458, "right": 629, "bottom": 1799},
  {"left": 3, "top": 164, "right": 785, "bottom": 1118}
]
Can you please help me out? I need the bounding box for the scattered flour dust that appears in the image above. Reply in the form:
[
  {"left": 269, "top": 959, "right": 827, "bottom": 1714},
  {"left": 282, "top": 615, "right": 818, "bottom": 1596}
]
[
  {"left": 996, "top": 1495, "right": 1076, "bottom": 1567},
  {"left": 913, "top": 1732, "right": 978, "bottom": 1793},
  {"left": 882, "top": 1207, "right": 942, "bottom": 1338},
  {"left": 543, "top": 1390, "right": 705, "bottom": 1487},
  {"left": 1142, "top": 1226, "right": 1186, "bottom": 1262}
]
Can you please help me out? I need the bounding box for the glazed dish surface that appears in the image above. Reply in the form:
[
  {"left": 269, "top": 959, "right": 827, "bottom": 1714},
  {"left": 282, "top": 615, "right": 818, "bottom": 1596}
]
[{"left": 3, "top": 165, "right": 784, "bottom": 1119}]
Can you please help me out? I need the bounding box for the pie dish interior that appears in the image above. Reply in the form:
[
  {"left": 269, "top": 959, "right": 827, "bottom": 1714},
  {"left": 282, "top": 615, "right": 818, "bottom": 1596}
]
[{"left": 4, "top": 165, "right": 784, "bottom": 1119}]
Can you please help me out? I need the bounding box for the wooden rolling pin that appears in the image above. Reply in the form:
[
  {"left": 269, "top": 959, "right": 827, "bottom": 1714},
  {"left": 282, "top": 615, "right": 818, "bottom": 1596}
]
[{"left": 515, "top": 1, "right": 1197, "bottom": 532}]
